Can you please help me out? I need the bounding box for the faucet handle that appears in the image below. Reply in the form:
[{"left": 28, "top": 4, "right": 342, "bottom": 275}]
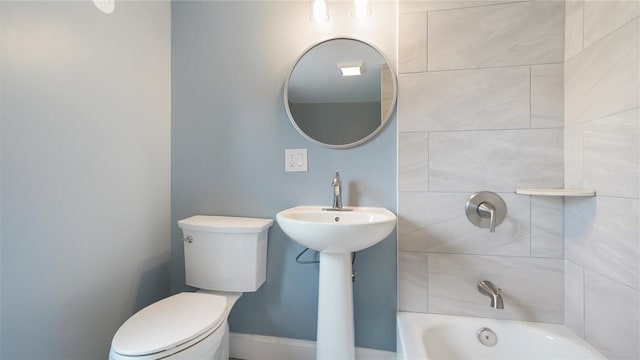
[
  {"left": 478, "top": 202, "right": 496, "bottom": 232},
  {"left": 332, "top": 170, "right": 341, "bottom": 185},
  {"left": 465, "top": 192, "right": 506, "bottom": 233}
]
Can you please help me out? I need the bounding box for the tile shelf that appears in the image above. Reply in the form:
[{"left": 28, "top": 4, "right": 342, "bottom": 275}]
[{"left": 515, "top": 188, "right": 596, "bottom": 197}]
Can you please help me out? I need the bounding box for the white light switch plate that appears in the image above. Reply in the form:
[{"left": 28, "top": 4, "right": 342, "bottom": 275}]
[{"left": 285, "top": 148, "right": 308, "bottom": 172}]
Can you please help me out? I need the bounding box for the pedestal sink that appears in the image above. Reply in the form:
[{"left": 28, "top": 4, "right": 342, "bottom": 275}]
[{"left": 276, "top": 206, "right": 397, "bottom": 360}]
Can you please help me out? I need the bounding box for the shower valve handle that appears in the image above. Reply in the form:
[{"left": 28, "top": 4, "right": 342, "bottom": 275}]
[{"left": 477, "top": 202, "right": 497, "bottom": 232}]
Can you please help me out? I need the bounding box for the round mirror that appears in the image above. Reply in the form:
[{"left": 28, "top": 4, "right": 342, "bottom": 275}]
[{"left": 284, "top": 38, "right": 397, "bottom": 149}]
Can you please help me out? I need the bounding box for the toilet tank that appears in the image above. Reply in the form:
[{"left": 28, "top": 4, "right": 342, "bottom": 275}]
[{"left": 178, "top": 215, "right": 273, "bottom": 292}]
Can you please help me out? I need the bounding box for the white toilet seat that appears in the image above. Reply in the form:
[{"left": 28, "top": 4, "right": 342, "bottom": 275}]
[
  {"left": 110, "top": 292, "right": 227, "bottom": 360},
  {"left": 109, "top": 322, "right": 227, "bottom": 360}
]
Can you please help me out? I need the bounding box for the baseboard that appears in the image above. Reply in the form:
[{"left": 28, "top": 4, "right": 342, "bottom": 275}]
[{"left": 229, "top": 332, "right": 396, "bottom": 360}]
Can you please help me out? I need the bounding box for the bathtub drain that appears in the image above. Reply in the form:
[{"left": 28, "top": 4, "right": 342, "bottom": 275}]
[{"left": 477, "top": 327, "right": 498, "bottom": 347}]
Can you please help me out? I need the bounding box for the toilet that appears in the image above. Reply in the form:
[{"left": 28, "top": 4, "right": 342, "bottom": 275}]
[{"left": 109, "top": 215, "right": 273, "bottom": 360}]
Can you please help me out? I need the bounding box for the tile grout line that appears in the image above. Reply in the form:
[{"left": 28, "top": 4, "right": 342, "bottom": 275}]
[
  {"left": 581, "top": 0, "right": 584, "bottom": 52},
  {"left": 425, "top": 253, "right": 429, "bottom": 313},
  {"left": 426, "top": 131, "right": 430, "bottom": 193},
  {"left": 425, "top": 11, "right": 429, "bottom": 74},
  {"left": 529, "top": 65, "right": 533, "bottom": 129},
  {"left": 529, "top": 195, "right": 533, "bottom": 256}
]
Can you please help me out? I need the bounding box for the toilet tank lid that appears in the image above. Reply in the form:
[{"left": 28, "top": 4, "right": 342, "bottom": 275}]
[
  {"left": 178, "top": 215, "right": 274, "bottom": 233},
  {"left": 111, "top": 292, "right": 227, "bottom": 356}
]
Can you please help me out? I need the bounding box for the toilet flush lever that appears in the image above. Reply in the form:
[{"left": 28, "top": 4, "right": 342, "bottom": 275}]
[
  {"left": 465, "top": 192, "right": 506, "bottom": 233},
  {"left": 182, "top": 236, "right": 193, "bottom": 244}
]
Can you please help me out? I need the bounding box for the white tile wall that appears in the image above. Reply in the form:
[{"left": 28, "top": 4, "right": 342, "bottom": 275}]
[
  {"left": 399, "top": 192, "right": 531, "bottom": 256},
  {"left": 398, "top": 66, "right": 530, "bottom": 132},
  {"left": 531, "top": 63, "right": 564, "bottom": 129},
  {"left": 564, "top": 260, "right": 585, "bottom": 337},
  {"left": 583, "top": 108, "right": 640, "bottom": 199},
  {"left": 563, "top": 123, "right": 584, "bottom": 188},
  {"left": 399, "top": 1, "right": 524, "bottom": 15},
  {"left": 397, "top": 0, "right": 567, "bottom": 325},
  {"left": 427, "top": 1, "right": 564, "bottom": 70},
  {"left": 396, "top": 0, "right": 639, "bottom": 357},
  {"left": 398, "top": 133, "right": 428, "bottom": 192},
  {"left": 398, "top": 251, "right": 429, "bottom": 312},
  {"left": 565, "top": 18, "right": 639, "bottom": 125},
  {"left": 530, "top": 197, "right": 563, "bottom": 258},
  {"left": 429, "top": 129, "right": 563, "bottom": 192},
  {"left": 564, "top": 5, "right": 639, "bottom": 357},
  {"left": 565, "top": 263, "right": 640, "bottom": 360},
  {"left": 584, "top": 270, "right": 640, "bottom": 359},
  {"left": 427, "top": 254, "right": 564, "bottom": 323},
  {"left": 564, "top": 0, "right": 584, "bottom": 60},
  {"left": 583, "top": 0, "right": 640, "bottom": 49},
  {"left": 398, "top": 12, "right": 427, "bottom": 74},
  {"left": 565, "top": 196, "right": 639, "bottom": 292}
]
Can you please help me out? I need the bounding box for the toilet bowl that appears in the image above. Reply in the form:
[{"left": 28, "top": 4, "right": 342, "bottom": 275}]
[{"left": 109, "top": 215, "right": 273, "bottom": 360}]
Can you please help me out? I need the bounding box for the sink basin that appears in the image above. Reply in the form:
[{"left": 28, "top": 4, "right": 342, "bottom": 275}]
[
  {"left": 277, "top": 205, "right": 397, "bottom": 359},
  {"left": 276, "top": 205, "right": 396, "bottom": 253}
]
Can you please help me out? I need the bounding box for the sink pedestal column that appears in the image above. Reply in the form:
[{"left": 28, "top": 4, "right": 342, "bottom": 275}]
[{"left": 317, "top": 252, "right": 355, "bottom": 360}]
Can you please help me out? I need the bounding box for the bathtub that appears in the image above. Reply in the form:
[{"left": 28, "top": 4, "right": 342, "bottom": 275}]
[{"left": 397, "top": 312, "right": 607, "bottom": 360}]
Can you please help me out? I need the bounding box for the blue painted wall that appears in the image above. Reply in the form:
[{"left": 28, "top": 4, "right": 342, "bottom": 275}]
[
  {"left": 1, "top": 2, "right": 171, "bottom": 358},
  {"left": 171, "top": 1, "right": 397, "bottom": 351},
  {"left": 290, "top": 102, "right": 381, "bottom": 145}
]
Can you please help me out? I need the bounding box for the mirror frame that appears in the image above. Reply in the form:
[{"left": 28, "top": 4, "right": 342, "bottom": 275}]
[{"left": 284, "top": 37, "right": 398, "bottom": 149}]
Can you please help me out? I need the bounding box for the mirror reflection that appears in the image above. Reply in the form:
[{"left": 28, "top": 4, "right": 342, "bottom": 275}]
[{"left": 285, "top": 38, "right": 396, "bottom": 148}]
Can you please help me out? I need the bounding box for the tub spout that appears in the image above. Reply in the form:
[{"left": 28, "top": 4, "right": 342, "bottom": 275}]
[{"left": 478, "top": 280, "right": 504, "bottom": 309}]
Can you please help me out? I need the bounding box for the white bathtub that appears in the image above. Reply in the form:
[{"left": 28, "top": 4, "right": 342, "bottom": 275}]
[{"left": 397, "top": 312, "right": 608, "bottom": 360}]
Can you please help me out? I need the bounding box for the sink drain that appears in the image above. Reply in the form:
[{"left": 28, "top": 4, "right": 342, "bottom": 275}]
[{"left": 477, "top": 327, "right": 498, "bottom": 347}]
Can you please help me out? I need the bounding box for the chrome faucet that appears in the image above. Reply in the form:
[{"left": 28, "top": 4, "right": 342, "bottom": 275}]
[
  {"left": 331, "top": 170, "right": 343, "bottom": 210},
  {"left": 323, "top": 171, "right": 351, "bottom": 212},
  {"left": 478, "top": 280, "right": 504, "bottom": 309}
]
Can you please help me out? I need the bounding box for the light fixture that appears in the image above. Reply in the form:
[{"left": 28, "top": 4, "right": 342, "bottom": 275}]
[
  {"left": 310, "top": 0, "right": 329, "bottom": 23},
  {"left": 353, "top": 0, "right": 371, "bottom": 19},
  {"left": 93, "top": 0, "right": 115, "bottom": 14},
  {"left": 339, "top": 65, "right": 362, "bottom": 77}
]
